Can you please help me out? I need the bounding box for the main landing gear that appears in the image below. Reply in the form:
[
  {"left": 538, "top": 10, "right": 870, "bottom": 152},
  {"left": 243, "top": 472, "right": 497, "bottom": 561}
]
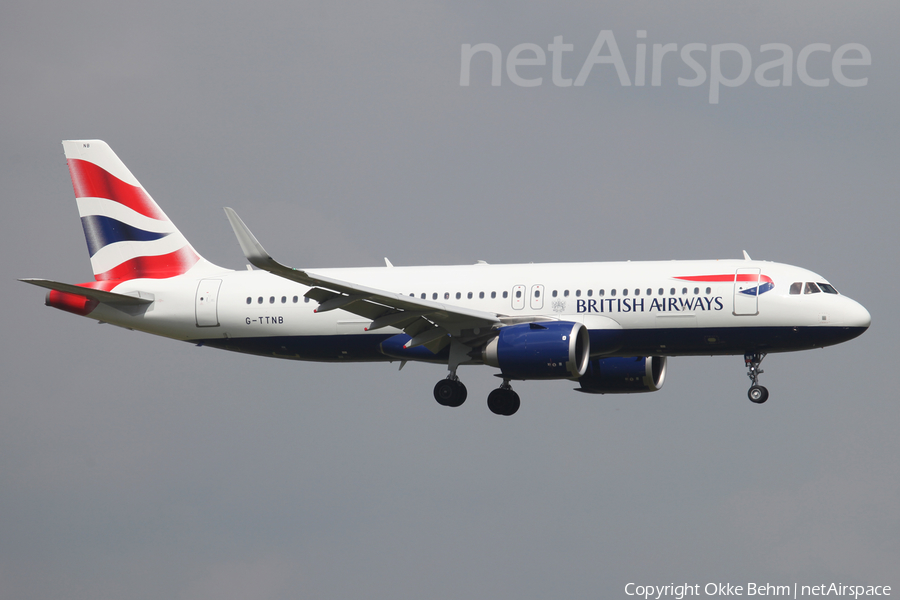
[
  {"left": 432, "top": 377, "right": 521, "bottom": 415},
  {"left": 434, "top": 339, "right": 520, "bottom": 417},
  {"left": 744, "top": 352, "right": 769, "bottom": 404},
  {"left": 434, "top": 340, "right": 520, "bottom": 415},
  {"left": 433, "top": 377, "right": 467, "bottom": 408},
  {"left": 487, "top": 380, "right": 520, "bottom": 416}
]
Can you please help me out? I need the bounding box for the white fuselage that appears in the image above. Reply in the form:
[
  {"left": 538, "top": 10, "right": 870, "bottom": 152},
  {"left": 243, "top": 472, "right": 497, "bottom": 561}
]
[{"left": 80, "top": 258, "right": 870, "bottom": 363}]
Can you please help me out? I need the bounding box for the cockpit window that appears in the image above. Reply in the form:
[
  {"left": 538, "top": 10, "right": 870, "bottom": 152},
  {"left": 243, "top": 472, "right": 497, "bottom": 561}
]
[
  {"left": 818, "top": 283, "right": 839, "bottom": 294},
  {"left": 790, "top": 282, "right": 802, "bottom": 295},
  {"left": 804, "top": 282, "right": 821, "bottom": 294}
]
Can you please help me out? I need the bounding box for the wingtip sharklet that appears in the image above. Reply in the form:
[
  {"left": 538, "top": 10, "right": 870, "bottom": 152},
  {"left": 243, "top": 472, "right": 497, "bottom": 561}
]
[{"left": 223, "top": 207, "right": 279, "bottom": 270}]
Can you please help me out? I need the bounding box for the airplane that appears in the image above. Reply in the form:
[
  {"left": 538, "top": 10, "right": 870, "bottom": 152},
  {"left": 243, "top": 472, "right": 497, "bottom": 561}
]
[{"left": 21, "top": 140, "right": 871, "bottom": 415}]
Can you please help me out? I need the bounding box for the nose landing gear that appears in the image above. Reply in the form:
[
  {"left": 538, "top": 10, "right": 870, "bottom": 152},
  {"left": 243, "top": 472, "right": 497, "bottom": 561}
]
[{"left": 744, "top": 352, "right": 769, "bottom": 404}]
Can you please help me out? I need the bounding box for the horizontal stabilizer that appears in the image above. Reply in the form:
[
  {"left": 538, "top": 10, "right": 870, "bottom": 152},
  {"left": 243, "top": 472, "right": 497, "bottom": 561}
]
[{"left": 19, "top": 278, "right": 153, "bottom": 305}]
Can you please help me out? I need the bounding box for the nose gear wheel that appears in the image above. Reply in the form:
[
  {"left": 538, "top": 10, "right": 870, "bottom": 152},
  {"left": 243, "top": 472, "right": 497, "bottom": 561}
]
[{"left": 744, "top": 352, "right": 769, "bottom": 404}]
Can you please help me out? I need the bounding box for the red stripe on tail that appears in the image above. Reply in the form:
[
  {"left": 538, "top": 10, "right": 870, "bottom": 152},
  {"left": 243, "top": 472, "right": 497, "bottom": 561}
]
[
  {"left": 67, "top": 158, "right": 166, "bottom": 220},
  {"left": 94, "top": 247, "right": 201, "bottom": 281},
  {"left": 46, "top": 290, "right": 100, "bottom": 316}
]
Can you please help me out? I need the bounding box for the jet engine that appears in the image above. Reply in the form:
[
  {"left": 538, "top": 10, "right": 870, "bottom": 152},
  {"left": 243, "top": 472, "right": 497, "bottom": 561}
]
[
  {"left": 576, "top": 356, "right": 667, "bottom": 394},
  {"left": 483, "top": 321, "right": 590, "bottom": 380}
]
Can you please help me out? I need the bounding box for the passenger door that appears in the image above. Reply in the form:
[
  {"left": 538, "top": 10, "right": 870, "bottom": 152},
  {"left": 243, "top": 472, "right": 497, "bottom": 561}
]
[{"left": 733, "top": 268, "right": 760, "bottom": 316}]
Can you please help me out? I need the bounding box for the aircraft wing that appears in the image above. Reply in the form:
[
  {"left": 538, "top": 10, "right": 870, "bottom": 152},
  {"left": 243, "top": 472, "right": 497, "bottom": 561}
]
[{"left": 224, "top": 208, "right": 503, "bottom": 353}]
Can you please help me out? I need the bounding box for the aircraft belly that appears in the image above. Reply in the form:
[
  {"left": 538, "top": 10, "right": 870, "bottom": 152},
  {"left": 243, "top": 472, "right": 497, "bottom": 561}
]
[
  {"left": 192, "top": 334, "right": 394, "bottom": 362},
  {"left": 611, "top": 325, "right": 868, "bottom": 357}
]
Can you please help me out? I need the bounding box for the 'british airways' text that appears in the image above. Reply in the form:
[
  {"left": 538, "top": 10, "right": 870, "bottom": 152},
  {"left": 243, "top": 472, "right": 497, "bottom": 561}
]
[{"left": 576, "top": 296, "right": 725, "bottom": 314}]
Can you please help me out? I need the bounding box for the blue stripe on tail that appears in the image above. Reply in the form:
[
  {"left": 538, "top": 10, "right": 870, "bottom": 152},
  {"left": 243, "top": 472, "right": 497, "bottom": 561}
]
[{"left": 81, "top": 215, "right": 171, "bottom": 257}]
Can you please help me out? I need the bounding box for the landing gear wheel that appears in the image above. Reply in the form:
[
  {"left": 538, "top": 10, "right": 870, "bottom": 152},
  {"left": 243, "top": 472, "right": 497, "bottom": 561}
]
[
  {"left": 487, "top": 388, "right": 520, "bottom": 416},
  {"left": 748, "top": 385, "right": 769, "bottom": 404},
  {"left": 434, "top": 379, "right": 467, "bottom": 407},
  {"left": 744, "top": 352, "right": 769, "bottom": 405}
]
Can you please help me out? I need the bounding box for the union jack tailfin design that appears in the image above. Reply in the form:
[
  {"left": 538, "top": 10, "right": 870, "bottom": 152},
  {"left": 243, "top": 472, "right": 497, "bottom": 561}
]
[{"left": 63, "top": 140, "right": 218, "bottom": 281}]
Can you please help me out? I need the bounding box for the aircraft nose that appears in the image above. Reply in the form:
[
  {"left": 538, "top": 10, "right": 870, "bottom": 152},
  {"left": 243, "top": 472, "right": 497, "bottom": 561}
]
[{"left": 844, "top": 298, "right": 871, "bottom": 330}]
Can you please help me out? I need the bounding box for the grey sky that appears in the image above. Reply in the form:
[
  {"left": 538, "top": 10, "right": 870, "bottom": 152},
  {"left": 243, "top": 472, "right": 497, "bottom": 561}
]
[{"left": 2, "top": 0, "right": 898, "bottom": 598}]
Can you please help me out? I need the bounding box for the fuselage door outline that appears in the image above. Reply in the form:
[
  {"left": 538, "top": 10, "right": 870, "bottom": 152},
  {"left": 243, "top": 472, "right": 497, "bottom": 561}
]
[
  {"left": 530, "top": 284, "right": 544, "bottom": 311},
  {"left": 733, "top": 268, "right": 760, "bottom": 316},
  {"left": 195, "top": 279, "right": 222, "bottom": 326},
  {"left": 512, "top": 285, "right": 526, "bottom": 310}
]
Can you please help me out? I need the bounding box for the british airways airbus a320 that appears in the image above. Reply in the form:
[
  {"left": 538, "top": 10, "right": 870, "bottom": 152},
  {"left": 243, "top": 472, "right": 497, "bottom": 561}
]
[{"left": 21, "top": 141, "right": 871, "bottom": 415}]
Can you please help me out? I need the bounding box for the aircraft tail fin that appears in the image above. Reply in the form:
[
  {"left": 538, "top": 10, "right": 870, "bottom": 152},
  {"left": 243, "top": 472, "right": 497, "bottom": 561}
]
[{"left": 63, "top": 140, "right": 221, "bottom": 281}]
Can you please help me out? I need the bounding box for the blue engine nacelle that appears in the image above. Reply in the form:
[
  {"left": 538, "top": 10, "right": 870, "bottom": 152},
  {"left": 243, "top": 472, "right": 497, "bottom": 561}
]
[
  {"left": 576, "top": 356, "right": 667, "bottom": 394},
  {"left": 482, "top": 321, "right": 590, "bottom": 380}
]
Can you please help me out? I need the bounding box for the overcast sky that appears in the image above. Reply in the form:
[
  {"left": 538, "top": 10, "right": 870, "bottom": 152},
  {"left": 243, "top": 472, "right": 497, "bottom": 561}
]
[{"left": 2, "top": 0, "right": 898, "bottom": 598}]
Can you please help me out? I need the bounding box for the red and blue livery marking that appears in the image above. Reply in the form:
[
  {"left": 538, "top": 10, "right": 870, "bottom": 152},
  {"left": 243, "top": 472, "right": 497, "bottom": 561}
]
[
  {"left": 675, "top": 274, "right": 775, "bottom": 296},
  {"left": 67, "top": 157, "right": 200, "bottom": 281}
]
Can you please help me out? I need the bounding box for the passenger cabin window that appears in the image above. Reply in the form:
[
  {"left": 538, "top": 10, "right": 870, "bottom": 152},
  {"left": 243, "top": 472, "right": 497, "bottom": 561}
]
[
  {"left": 467, "top": 292, "right": 473, "bottom": 299},
  {"left": 491, "top": 291, "right": 496, "bottom": 299},
  {"left": 479, "top": 292, "right": 485, "bottom": 299},
  {"left": 246, "top": 297, "right": 252, "bottom": 304},
  {"left": 456, "top": 292, "right": 462, "bottom": 299},
  {"left": 790, "top": 282, "right": 802, "bottom": 295},
  {"left": 587, "top": 289, "right": 593, "bottom": 297},
  {"left": 805, "top": 282, "right": 821, "bottom": 294},
  {"left": 552, "top": 290, "right": 558, "bottom": 298},
  {"left": 293, "top": 296, "right": 299, "bottom": 303},
  {"left": 599, "top": 289, "right": 605, "bottom": 297},
  {"left": 515, "top": 290, "right": 522, "bottom": 298},
  {"left": 503, "top": 291, "right": 508, "bottom": 299}
]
